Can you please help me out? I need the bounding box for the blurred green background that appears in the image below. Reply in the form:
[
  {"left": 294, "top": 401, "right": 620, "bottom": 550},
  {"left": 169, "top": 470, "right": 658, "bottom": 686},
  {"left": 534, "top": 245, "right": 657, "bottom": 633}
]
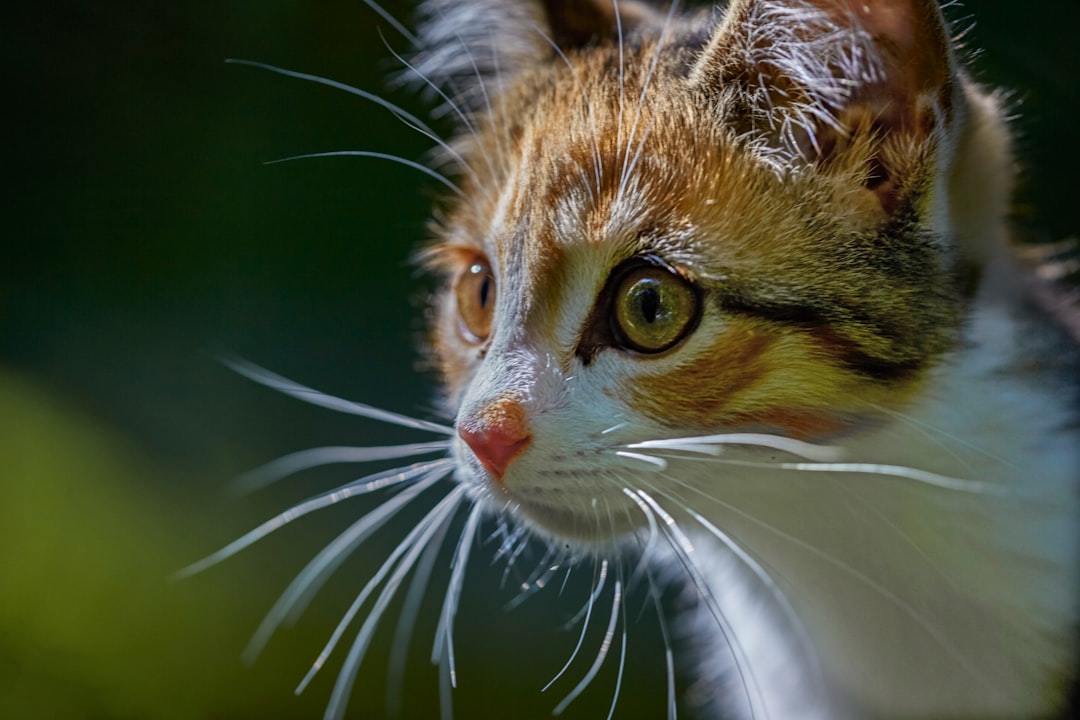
[{"left": 3, "top": 2, "right": 1076, "bottom": 719}]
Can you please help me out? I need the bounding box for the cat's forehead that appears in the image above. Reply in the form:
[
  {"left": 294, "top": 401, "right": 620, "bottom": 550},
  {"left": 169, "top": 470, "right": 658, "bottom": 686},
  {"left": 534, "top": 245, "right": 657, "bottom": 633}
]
[{"left": 448, "top": 92, "right": 826, "bottom": 284}]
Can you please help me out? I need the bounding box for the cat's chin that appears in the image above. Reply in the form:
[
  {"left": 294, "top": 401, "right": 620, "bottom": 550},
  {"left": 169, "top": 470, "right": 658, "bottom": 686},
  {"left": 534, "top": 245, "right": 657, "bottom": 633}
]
[{"left": 486, "top": 481, "right": 641, "bottom": 545}]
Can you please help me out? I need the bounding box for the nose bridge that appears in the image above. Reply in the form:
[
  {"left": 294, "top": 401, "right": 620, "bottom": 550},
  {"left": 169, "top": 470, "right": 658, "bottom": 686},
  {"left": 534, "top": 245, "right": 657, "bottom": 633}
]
[
  {"left": 459, "top": 337, "right": 538, "bottom": 422},
  {"left": 492, "top": 199, "right": 569, "bottom": 355}
]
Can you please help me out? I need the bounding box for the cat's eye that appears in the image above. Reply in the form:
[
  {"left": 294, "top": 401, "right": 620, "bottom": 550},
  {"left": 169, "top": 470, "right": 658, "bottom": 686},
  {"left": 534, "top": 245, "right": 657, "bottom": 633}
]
[
  {"left": 455, "top": 259, "right": 496, "bottom": 343},
  {"left": 611, "top": 260, "right": 699, "bottom": 354}
]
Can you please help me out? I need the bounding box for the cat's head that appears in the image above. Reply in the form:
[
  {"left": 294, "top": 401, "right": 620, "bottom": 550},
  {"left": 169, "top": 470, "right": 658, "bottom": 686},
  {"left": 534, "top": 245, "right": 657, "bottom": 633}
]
[{"left": 411, "top": 0, "right": 1010, "bottom": 542}]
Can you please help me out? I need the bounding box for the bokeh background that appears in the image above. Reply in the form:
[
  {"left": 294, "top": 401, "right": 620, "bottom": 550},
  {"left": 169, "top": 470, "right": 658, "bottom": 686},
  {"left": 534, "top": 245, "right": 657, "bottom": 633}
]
[{"left": 4, "top": 1, "right": 1077, "bottom": 719}]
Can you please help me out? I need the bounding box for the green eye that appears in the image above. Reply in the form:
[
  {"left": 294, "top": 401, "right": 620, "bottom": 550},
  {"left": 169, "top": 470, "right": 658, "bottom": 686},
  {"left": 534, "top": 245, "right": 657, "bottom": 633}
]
[{"left": 612, "top": 263, "right": 699, "bottom": 353}]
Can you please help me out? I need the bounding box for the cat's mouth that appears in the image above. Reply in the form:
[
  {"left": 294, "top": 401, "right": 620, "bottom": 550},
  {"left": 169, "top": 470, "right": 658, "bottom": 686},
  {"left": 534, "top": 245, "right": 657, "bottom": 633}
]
[{"left": 455, "top": 433, "right": 635, "bottom": 540}]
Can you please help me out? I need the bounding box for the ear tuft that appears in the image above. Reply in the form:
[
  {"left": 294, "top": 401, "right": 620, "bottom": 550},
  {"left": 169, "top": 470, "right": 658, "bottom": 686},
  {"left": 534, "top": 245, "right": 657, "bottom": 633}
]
[
  {"left": 690, "top": 0, "right": 957, "bottom": 213},
  {"left": 538, "top": 0, "right": 667, "bottom": 48}
]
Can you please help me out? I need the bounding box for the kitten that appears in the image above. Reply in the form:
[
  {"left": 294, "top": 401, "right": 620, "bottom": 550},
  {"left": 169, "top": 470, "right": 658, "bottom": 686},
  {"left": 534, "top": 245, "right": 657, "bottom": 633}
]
[{"left": 193, "top": 0, "right": 1080, "bottom": 718}]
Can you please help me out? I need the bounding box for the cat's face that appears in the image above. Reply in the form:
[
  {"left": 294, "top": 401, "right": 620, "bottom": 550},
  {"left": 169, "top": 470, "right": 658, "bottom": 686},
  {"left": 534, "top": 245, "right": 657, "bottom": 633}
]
[{"left": 419, "top": 0, "right": 967, "bottom": 542}]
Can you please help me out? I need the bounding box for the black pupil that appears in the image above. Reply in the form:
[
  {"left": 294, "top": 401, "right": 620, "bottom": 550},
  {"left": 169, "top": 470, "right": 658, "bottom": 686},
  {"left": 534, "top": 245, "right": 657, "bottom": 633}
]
[
  {"left": 638, "top": 283, "right": 660, "bottom": 323},
  {"left": 478, "top": 274, "right": 492, "bottom": 308}
]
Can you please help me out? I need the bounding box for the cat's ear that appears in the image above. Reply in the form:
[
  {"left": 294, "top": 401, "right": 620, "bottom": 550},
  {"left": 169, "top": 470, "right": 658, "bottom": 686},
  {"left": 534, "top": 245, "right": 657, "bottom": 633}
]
[
  {"left": 533, "top": 0, "right": 668, "bottom": 48},
  {"left": 689, "top": 0, "right": 957, "bottom": 214},
  {"left": 410, "top": 0, "right": 665, "bottom": 112}
]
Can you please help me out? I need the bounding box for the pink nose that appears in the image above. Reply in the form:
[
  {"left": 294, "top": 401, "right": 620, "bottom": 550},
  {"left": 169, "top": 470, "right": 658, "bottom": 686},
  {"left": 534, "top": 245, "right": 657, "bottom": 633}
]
[{"left": 458, "top": 401, "right": 531, "bottom": 482}]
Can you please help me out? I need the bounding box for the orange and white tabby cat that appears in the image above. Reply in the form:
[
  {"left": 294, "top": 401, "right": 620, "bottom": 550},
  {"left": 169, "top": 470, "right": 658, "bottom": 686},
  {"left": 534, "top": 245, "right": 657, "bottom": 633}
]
[{"left": 196, "top": 0, "right": 1079, "bottom": 717}]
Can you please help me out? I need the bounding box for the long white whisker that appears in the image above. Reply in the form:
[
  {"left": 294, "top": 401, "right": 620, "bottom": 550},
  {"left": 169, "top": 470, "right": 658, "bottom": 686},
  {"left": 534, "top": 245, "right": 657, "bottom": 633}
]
[
  {"left": 383, "top": 30, "right": 474, "bottom": 134},
  {"left": 627, "top": 489, "right": 765, "bottom": 720},
  {"left": 220, "top": 355, "right": 455, "bottom": 435},
  {"left": 394, "top": 113, "right": 483, "bottom": 179},
  {"left": 615, "top": 475, "right": 661, "bottom": 619},
  {"left": 644, "top": 563, "right": 678, "bottom": 720},
  {"left": 605, "top": 564, "right": 629, "bottom": 720},
  {"left": 576, "top": 164, "right": 598, "bottom": 204},
  {"left": 836, "top": 481, "right": 970, "bottom": 605},
  {"left": 409, "top": 2, "right": 507, "bottom": 188},
  {"left": 626, "top": 432, "right": 843, "bottom": 462},
  {"left": 241, "top": 466, "right": 452, "bottom": 662},
  {"left": 225, "top": 57, "right": 476, "bottom": 181},
  {"left": 360, "top": 0, "right": 418, "bottom": 44},
  {"left": 559, "top": 563, "right": 574, "bottom": 596},
  {"left": 565, "top": 558, "right": 609, "bottom": 629},
  {"left": 498, "top": 530, "right": 531, "bottom": 588},
  {"left": 625, "top": 488, "right": 661, "bottom": 592},
  {"left": 756, "top": 458, "right": 1002, "bottom": 494},
  {"left": 233, "top": 441, "right": 451, "bottom": 494},
  {"left": 264, "top": 150, "right": 462, "bottom": 194},
  {"left": 871, "top": 402, "right": 1020, "bottom": 471},
  {"left": 530, "top": 556, "right": 563, "bottom": 591},
  {"left": 447, "top": 20, "right": 509, "bottom": 179},
  {"left": 628, "top": 445, "right": 1004, "bottom": 495},
  {"left": 433, "top": 502, "right": 484, "bottom": 690},
  {"left": 505, "top": 544, "right": 561, "bottom": 610},
  {"left": 552, "top": 577, "right": 623, "bottom": 715},
  {"left": 544, "top": 558, "right": 608, "bottom": 692},
  {"left": 297, "top": 485, "right": 464, "bottom": 693},
  {"left": 648, "top": 478, "right": 825, "bottom": 699},
  {"left": 615, "top": 450, "right": 669, "bottom": 470},
  {"left": 386, "top": 505, "right": 455, "bottom": 718},
  {"left": 439, "top": 643, "right": 454, "bottom": 720},
  {"left": 491, "top": 524, "right": 528, "bottom": 564},
  {"left": 381, "top": 32, "right": 501, "bottom": 188},
  {"left": 687, "top": 507, "right": 823, "bottom": 691},
  {"left": 174, "top": 459, "right": 452, "bottom": 580},
  {"left": 225, "top": 58, "right": 433, "bottom": 133},
  {"left": 483, "top": 518, "right": 510, "bottom": 548},
  {"left": 319, "top": 486, "right": 469, "bottom": 720}
]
